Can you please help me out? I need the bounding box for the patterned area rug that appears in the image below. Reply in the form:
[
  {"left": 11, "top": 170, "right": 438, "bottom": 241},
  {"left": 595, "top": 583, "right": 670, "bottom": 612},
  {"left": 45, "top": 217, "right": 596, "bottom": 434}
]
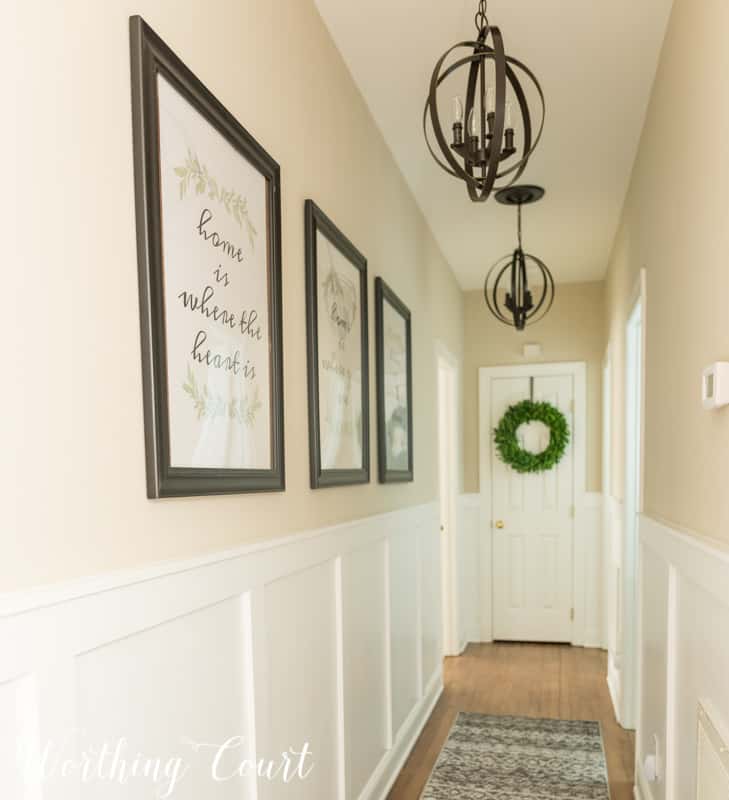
[{"left": 421, "top": 713, "right": 610, "bottom": 799}]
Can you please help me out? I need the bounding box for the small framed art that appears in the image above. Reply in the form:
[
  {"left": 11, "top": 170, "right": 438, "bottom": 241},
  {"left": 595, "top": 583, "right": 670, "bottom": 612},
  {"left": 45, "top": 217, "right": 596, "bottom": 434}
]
[
  {"left": 304, "top": 200, "right": 369, "bottom": 488},
  {"left": 375, "top": 278, "right": 413, "bottom": 482}
]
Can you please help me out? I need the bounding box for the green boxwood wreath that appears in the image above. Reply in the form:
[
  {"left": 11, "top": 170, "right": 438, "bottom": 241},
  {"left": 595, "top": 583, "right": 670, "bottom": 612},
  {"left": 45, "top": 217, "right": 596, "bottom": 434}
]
[{"left": 493, "top": 399, "right": 570, "bottom": 474}]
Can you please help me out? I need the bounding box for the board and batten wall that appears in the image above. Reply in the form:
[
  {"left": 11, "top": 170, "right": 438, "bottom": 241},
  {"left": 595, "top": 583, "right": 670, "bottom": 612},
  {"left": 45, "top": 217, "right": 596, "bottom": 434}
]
[
  {"left": 1, "top": 504, "right": 444, "bottom": 800},
  {"left": 3, "top": 0, "right": 463, "bottom": 593},
  {"left": 462, "top": 281, "right": 605, "bottom": 494},
  {"left": 601, "top": 0, "right": 729, "bottom": 795}
]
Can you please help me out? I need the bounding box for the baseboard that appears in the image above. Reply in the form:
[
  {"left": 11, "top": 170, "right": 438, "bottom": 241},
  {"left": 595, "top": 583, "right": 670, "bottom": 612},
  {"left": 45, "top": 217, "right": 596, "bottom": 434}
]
[
  {"left": 634, "top": 763, "right": 652, "bottom": 800},
  {"left": 359, "top": 669, "right": 443, "bottom": 800},
  {"left": 607, "top": 658, "right": 621, "bottom": 725}
]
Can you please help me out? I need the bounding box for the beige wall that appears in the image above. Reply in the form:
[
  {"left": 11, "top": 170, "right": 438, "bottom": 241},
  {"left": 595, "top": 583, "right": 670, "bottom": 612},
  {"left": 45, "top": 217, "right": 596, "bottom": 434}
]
[
  {"left": 604, "top": 0, "right": 729, "bottom": 544},
  {"left": 3, "top": 0, "right": 463, "bottom": 591},
  {"left": 463, "top": 282, "right": 605, "bottom": 494}
]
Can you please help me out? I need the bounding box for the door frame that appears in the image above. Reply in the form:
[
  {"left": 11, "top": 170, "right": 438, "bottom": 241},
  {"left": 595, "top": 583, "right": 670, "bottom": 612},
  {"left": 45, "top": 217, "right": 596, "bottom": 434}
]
[
  {"left": 602, "top": 346, "right": 615, "bottom": 660},
  {"left": 436, "top": 341, "right": 461, "bottom": 657},
  {"left": 478, "top": 361, "right": 587, "bottom": 643},
  {"left": 621, "top": 268, "right": 646, "bottom": 730}
]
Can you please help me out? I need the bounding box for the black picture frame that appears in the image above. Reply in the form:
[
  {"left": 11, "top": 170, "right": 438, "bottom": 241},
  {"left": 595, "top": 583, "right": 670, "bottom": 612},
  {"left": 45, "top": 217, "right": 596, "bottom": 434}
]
[
  {"left": 375, "top": 278, "right": 414, "bottom": 483},
  {"left": 130, "top": 16, "right": 285, "bottom": 497},
  {"left": 304, "top": 200, "right": 370, "bottom": 488}
]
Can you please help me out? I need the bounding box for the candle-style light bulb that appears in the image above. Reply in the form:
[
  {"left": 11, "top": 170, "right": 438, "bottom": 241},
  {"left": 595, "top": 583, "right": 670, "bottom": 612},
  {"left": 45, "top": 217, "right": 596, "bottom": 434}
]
[
  {"left": 453, "top": 96, "right": 464, "bottom": 124},
  {"left": 503, "top": 100, "right": 515, "bottom": 154},
  {"left": 486, "top": 87, "right": 495, "bottom": 114},
  {"left": 468, "top": 107, "right": 479, "bottom": 138}
]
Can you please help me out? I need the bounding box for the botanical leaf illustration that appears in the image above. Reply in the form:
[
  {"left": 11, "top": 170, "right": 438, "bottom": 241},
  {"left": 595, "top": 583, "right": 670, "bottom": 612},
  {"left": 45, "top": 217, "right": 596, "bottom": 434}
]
[
  {"left": 182, "top": 364, "right": 261, "bottom": 427},
  {"left": 174, "top": 149, "right": 258, "bottom": 250}
]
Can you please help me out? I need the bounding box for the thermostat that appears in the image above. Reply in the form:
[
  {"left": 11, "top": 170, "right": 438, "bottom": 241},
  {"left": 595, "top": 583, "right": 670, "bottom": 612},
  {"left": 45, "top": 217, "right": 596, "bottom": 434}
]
[{"left": 702, "top": 363, "right": 729, "bottom": 409}]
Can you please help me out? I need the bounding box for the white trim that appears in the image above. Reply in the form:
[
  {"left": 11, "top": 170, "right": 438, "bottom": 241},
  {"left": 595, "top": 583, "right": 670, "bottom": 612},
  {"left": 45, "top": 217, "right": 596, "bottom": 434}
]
[
  {"left": 357, "top": 670, "right": 443, "bottom": 800},
  {"left": 460, "top": 493, "right": 480, "bottom": 507},
  {"left": 607, "top": 655, "right": 622, "bottom": 722},
  {"left": 602, "top": 346, "right": 612, "bottom": 655},
  {"left": 641, "top": 515, "right": 729, "bottom": 605},
  {"left": 0, "top": 502, "right": 441, "bottom": 800},
  {"left": 622, "top": 268, "right": 646, "bottom": 730},
  {"left": 383, "top": 540, "right": 394, "bottom": 750},
  {"left": 334, "top": 556, "right": 347, "bottom": 800},
  {"left": 664, "top": 564, "right": 678, "bottom": 800},
  {"left": 478, "top": 361, "right": 588, "bottom": 644},
  {"left": 627, "top": 269, "right": 647, "bottom": 514},
  {"left": 457, "top": 493, "right": 481, "bottom": 649},
  {"left": 436, "top": 341, "right": 461, "bottom": 657},
  {"left": 639, "top": 513, "right": 729, "bottom": 800},
  {"left": 635, "top": 765, "right": 653, "bottom": 800},
  {"left": 0, "top": 504, "right": 431, "bottom": 618}
]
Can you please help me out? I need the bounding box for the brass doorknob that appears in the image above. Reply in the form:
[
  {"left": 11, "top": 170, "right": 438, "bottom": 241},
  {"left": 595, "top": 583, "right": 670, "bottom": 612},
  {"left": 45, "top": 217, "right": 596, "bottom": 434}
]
[{"left": 494, "top": 520, "right": 505, "bottom": 529}]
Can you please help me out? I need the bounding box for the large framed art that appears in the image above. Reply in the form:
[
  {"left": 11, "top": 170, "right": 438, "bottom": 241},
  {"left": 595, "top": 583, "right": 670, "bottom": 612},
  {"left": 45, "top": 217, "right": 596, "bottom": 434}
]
[
  {"left": 375, "top": 278, "right": 413, "bottom": 483},
  {"left": 130, "top": 17, "right": 284, "bottom": 497},
  {"left": 305, "top": 200, "right": 369, "bottom": 488}
]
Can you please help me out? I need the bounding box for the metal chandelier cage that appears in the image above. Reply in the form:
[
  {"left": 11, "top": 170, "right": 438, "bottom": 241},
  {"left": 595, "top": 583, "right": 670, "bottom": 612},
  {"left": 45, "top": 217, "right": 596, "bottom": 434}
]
[
  {"left": 423, "top": 0, "right": 545, "bottom": 203},
  {"left": 484, "top": 185, "right": 554, "bottom": 330}
]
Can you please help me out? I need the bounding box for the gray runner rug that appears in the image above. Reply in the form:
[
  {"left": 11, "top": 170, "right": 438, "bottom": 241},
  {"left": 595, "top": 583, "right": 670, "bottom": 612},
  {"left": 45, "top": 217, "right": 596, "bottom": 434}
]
[{"left": 421, "top": 713, "right": 611, "bottom": 799}]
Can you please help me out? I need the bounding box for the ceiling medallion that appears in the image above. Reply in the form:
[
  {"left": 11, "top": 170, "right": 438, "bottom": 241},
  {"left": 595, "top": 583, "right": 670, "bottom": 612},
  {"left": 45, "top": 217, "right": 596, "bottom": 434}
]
[
  {"left": 484, "top": 185, "right": 554, "bottom": 330},
  {"left": 423, "top": 0, "right": 545, "bottom": 202}
]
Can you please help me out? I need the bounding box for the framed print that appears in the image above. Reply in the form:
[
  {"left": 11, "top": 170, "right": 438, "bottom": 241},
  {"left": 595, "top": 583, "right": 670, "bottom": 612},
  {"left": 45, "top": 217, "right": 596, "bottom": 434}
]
[
  {"left": 375, "top": 278, "right": 413, "bottom": 482},
  {"left": 305, "top": 200, "right": 369, "bottom": 488},
  {"left": 130, "top": 16, "right": 284, "bottom": 497}
]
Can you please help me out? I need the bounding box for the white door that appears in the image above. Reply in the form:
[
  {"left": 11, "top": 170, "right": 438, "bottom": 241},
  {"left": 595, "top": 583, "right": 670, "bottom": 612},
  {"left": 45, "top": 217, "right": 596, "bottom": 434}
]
[{"left": 490, "top": 373, "right": 574, "bottom": 642}]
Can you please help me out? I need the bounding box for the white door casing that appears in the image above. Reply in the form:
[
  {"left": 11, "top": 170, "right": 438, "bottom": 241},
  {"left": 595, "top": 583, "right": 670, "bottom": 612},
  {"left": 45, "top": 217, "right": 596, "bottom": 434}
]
[
  {"left": 622, "top": 269, "right": 646, "bottom": 732},
  {"left": 479, "top": 362, "right": 587, "bottom": 644},
  {"left": 436, "top": 342, "right": 460, "bottom": 657}
]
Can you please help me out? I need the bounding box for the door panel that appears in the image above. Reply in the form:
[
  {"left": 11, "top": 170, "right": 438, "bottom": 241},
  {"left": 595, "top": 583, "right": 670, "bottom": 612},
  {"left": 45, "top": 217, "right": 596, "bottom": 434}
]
[{"left": 491, "top": 374, "right": 574, "bottom": 642}]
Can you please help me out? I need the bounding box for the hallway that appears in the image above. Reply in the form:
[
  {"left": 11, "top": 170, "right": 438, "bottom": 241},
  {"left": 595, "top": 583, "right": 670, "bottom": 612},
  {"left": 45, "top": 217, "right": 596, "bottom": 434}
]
[
  {"left": 7, "top": 0, "right": 729, "bottom": 798},
  {"left": 389, "top": 644, "right": 635, "bottom": 799}
]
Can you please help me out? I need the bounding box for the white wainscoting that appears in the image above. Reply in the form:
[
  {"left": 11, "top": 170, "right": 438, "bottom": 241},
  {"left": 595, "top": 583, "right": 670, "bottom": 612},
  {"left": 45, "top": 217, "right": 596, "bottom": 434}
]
[
  {"left": 605, "top": 494, "right": 624, "bottom": 721},
  {"left": 636, "top": 515, "right": 729, "bottom": 800},
  {"left": 456, "top": 494, "right": 481, "bottom": 651},
  {"left": 576, "top": 492, "right": 605, "bottom": 649},
  {"left": 0, "top": 503, "right": 442, "bottom": 800}
]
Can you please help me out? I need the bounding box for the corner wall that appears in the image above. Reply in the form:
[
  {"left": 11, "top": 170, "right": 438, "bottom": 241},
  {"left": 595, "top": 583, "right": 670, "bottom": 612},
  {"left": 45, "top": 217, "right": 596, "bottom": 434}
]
[{"left": 3, "top": 0, "right": 463, "bottom": 591}]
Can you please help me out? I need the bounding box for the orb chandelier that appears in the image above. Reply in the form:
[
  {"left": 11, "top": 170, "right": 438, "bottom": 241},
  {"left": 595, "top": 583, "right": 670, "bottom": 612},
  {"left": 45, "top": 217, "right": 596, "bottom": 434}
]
[
  {"left": 423, "top": 0, "right": 545, "bottom": 203},
  {"left": 484, "top": 185, "right": 554, "bottom": 330}
]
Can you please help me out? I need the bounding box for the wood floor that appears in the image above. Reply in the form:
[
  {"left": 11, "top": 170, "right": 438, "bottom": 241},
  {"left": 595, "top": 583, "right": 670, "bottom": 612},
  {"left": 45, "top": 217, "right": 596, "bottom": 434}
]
[{"left": 388, "top": 643, "right": 635, "bottom": 799}]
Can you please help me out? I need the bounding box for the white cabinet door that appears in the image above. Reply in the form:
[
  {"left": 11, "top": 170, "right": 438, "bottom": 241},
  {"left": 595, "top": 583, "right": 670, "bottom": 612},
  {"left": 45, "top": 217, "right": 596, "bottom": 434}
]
[{"left": 490, "top": 374, "right": 574, "bottom": 642}]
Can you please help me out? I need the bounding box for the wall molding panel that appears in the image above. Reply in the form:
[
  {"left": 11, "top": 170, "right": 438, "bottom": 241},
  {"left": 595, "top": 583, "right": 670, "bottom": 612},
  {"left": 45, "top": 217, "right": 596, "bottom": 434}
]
[
  {"left": 0, "top": 503, "right": 442, "bottom": 800},
  {"left": 457, "top": 493, "right": 481, "bottom": 651},
  {"left": 605, "top": 494, "right": 624, "bottom": 723},
  {"left": 637, "top": 514, "right": 729, "bottom": 800},
  {"left": 576, "top": 491, "right": 605, "bottom": 649}
]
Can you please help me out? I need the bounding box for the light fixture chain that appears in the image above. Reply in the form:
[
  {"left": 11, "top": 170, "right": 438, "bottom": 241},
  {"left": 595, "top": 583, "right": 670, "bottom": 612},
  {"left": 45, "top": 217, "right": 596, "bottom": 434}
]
[
  {"left": 517, "top": 202, "right": 523, "bottom": 250},
  {"left": 474, "top": 0, "right": 489, "bottom": 34}
]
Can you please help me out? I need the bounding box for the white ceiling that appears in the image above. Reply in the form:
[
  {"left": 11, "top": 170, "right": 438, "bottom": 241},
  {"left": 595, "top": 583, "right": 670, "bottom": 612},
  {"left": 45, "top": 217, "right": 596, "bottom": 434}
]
[{"left": 315, "top": 0, "right": 673, "bottom": 288}]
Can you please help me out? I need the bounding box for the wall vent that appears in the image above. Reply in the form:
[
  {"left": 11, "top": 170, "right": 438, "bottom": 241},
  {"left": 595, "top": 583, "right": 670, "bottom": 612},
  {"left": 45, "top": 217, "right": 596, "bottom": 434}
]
[{"left": 697, "top": 701, "right": 729, "bottom": 799}]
